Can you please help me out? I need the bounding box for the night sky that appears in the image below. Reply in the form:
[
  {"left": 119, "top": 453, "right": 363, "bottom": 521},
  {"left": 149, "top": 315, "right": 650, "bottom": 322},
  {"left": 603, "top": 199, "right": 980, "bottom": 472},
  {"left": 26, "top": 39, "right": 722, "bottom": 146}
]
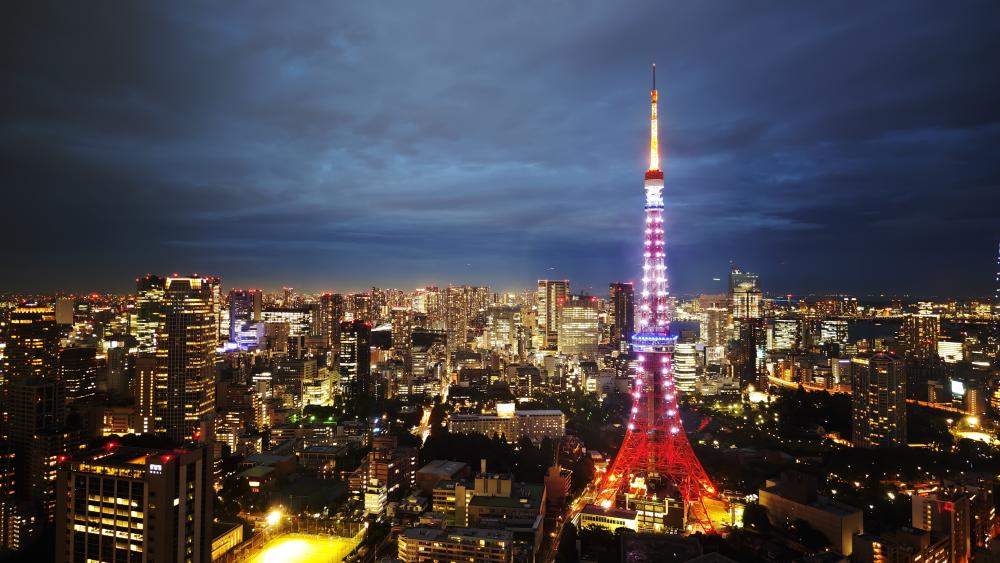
[{"left": 3, "top": 3, "right": 998, "bottom": 297}]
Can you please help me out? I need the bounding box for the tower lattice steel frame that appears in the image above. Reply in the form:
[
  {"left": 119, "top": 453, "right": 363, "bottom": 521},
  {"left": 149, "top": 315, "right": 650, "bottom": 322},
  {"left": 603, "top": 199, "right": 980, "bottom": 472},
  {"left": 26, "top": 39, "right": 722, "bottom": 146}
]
[{"left": 594, "top": 65, "right": 717, "bottom": 533}]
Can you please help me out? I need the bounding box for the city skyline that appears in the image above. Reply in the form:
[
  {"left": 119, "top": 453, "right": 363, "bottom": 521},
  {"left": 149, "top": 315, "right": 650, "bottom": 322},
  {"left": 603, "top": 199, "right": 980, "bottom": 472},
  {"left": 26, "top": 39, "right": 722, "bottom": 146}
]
[
  {"left": 3, "top": 3, "right": 999, "bottom": 296},
  {"left": 2, "top": 5, "right": 999, "bottom": 561}
]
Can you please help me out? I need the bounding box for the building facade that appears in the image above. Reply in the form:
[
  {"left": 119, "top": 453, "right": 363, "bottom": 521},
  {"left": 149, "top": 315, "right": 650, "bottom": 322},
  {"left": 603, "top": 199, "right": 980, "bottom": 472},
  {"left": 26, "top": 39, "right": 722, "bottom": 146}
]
[
  {"left": 55, "top": 445, "right": 214, "bottom": 563},
  {"left": 851, "top": 353, "right": 906, "bottom": 448}
]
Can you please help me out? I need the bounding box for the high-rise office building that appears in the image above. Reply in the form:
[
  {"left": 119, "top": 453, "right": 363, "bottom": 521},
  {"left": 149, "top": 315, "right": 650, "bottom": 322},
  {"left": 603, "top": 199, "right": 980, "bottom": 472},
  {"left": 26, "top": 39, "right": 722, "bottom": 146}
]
[
  {"left": 391, "top": 307, "right": 413, "bottom": 368},
  {"left": 410, "top": 328, "right": 448, "bottom": 381},
  {"left": 444, "top": 285, "right": 489, "bottom": 351},
  {"left": 7, "top": 378, "right": 80, "bottom": 520},
  {"left": 320, "top": 292, "right": 345, "bottom": 349},
  {"left": 55, "top": 444, "right": 214, "bottom": 563},
  {"left": 900, "top": 314, "right": 940, "bottom": 359},
  {"left": 911, "top": 488, "right": 985, "bottom": 563},
  {"left": 339, "top": 320, "right": 372, "bottom": 398},
  {"left": 771, "top": 318, "right": 801, "bottom": 352},
  {"left": 0, "top": 305, "right": 66, "bottom": 520},
  {"left": 134, "top": 275, "right": 165, "bottom": 354},
  {"left": 363, "top": 435, "right": 418, "bottom": 500},
  {"left": 105, "top": 343, "right": 130, "bottom": 398},
  {"left": 54, "top": 297, "right": 75, "bottom": 326},
  {"left": 729, "top": 266, "right": 762, "bottom": 320},
  {"left": 486, "top": 305, "right": 520, "bottom": 353},
  {"left": 227, "top": 288, "right": 261, "bottom": 343},
  {"left": 0, "top": 443, "right": 15, "bottom": 551},
  {"left": 156, "top": 276, "right": 217, "bottom": 443},
  {"left": 819, "top": 319, "right": 850, "bottom": 350},
  {"left": 701, "top": 296, "right": 729, "bottom": 352},
  {"left": 537, "top": 280, "right": 568, "bottom": 350},
  {"left": 3, "top": 305, "right": 59, "bottom": 383},
  {"left": 202, "top": 275, "right": 223, "bottom": 346},
  {"left": 729, "top": 267, "right": 764, "bottom": 387},
  {"left": 673, "top": 342, "right": 699, "bottom": 393},
  {"left": 609, "top": 282, "right": 634, "bottom": 352},
  {"left": 557, "top": 295, "right": 599, "bottom": 357},
  {"left": 134, "top": 353, "right": 157, "bottom": 435},
  {"left": 851, "top": 353, "right": 906, "bottom": 448},
  {"left": 58, "top": 347, "right": 98, "bottom": 404}
]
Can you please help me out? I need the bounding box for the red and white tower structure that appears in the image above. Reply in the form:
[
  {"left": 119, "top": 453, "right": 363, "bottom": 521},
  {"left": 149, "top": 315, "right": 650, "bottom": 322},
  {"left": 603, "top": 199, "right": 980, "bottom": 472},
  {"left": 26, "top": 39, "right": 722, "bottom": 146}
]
[{"left": 594, "top": 65, "right": 717, "bottom": 533}]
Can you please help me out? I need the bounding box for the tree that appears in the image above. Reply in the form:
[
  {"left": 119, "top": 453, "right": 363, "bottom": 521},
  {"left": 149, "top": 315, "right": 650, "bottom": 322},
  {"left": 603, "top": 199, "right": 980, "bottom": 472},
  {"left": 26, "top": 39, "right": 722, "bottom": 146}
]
[
  {"left": 742, "top": 502, "right": 770, "bottom": 533},
  {"left": 789, "top": 518, "right": 830, "bottom": 551},
  {"left": 556, "top": 522, "right": 579, "bottom": 563},
  {"left": 569, "top": 453, "right": 595, "bottom": 493}
]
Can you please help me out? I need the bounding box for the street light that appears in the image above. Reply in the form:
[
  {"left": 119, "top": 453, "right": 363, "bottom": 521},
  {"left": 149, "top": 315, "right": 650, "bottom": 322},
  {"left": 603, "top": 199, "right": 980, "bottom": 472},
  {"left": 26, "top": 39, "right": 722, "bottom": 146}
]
[{"left": 266, "top": 509, "right": 282, "bottom": 527}]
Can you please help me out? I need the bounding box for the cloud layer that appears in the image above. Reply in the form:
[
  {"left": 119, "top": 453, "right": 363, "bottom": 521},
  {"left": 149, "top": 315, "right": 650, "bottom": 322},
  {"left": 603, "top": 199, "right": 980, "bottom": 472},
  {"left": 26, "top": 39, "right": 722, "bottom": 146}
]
[{"left": 2, "top": 2, "right": 998, "bottom": 296}]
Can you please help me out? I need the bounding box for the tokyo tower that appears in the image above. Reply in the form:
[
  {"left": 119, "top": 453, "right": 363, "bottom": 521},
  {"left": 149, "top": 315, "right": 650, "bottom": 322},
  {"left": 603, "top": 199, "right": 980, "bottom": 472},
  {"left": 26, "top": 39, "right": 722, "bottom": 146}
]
[{"left": 593, "top": 65, "right": 717, "bottom": 533}]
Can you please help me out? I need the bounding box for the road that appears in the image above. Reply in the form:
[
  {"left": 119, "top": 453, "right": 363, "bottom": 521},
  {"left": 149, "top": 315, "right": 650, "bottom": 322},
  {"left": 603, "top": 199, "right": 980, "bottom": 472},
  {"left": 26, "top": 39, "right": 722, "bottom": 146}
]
[{"left": 542, "top": 483, "right": 596, "bottom": 563}]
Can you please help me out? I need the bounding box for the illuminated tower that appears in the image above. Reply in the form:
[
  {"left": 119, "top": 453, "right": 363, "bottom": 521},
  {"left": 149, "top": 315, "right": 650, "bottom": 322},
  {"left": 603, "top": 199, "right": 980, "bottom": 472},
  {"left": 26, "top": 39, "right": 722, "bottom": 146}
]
[{"left": 595, "top": 65, "right": 716, "bottom": 533}]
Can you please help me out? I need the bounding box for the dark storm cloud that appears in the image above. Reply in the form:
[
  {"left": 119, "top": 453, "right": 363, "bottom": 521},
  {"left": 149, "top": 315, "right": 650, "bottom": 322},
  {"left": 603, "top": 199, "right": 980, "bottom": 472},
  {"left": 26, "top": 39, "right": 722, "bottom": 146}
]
[{"left": 1, "top": 1, "right": 998, "bottom": 295}]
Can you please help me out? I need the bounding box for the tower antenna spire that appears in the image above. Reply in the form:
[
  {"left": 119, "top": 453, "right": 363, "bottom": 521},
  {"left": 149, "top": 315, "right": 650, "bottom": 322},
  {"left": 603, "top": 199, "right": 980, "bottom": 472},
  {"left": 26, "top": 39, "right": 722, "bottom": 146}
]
[{"left": 648, "top": 63, "right": 660, "bottom": 174}]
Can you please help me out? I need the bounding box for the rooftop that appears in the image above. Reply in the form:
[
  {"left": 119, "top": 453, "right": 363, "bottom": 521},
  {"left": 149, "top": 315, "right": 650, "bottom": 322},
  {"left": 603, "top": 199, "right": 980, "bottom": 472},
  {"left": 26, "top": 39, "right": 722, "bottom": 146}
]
[
  {"left": 469, "top": 484, "right": 544, "bottom": 511},
  {"left": 581, "top": 504, "right": 637, "bottom": 520},
  {"left": 239, "top": 465, "right": 275, "bottom": 479},
  {"left": 401, "top": 526, "right": 513, "bottom": 542},
  {"left": 301, "top": 445, "right": 349, "bottom": 455},
  {"left": 75, "top": 445, "right": 179, "bottom": 467},
  {"left": 418, "top": 460, "right": 468, "bottom": 476},
  {"left": 762, "top": 484, "right": 862, "bottom": 517},
  {"left": 246, "top": 453, "right": 295, "bottom": 466}
]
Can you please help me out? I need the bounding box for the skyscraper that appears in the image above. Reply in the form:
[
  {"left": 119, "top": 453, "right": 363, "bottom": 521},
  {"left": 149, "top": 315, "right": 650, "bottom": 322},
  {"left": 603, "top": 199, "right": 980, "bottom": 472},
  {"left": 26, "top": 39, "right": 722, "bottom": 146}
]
[
  {"left": 771, "top": 318, "right": 801, "bottom": 352},
  {"left": 54, "top": 297, "right": 74, "bottom": 326},
  {"left": 3, "top": 305, "right": 59, "bottom": 383},
  {"left": 819, "top": 319, "right": 850, "bottom": 351},
  {"left": 485, "top": 305, "right": 520, "bottom": 353},
  {"left": 391, "top": 307, "right": 413, "bottom": 369},
  {"left": 729, "top": 266, "right": 764, "bottom": 387},
  {"left": 202, "top": 275, "right": 224, "bottom": 346},
  {"left": 228, "top": 288, "right": 261, "bottom": 343},
  {"left": 699, "top": 294, "right": 729, "bottom": 350},
  {"left": 55, "top": 444, "right": 214, "bottom": 563},
  {"left": 444, "top": 285, "right": 489, "bottom": 351},
  {"left": 537, "top": 279, "right": 568, "bottom": 350},
  {"left": 133, "top": 274, "right": 165, "bottom": 353},
  {"left": 557, "top": 295, "right": 599, "bottom": 357},
  {"left": 729, "top": 265, "right": 761, "bottom": 320},
  {"left": 900, "top": 314, "right": 940, "bottom": 359},
  {"left": 58, "top": 347, "right": 98, "bottom": 404},
  {"left": 156, "top": 276, "right": 217, "bottom": 443},
  {"left": 134, "top": 353, "right": 157, "bottom": 434},
  {"left": 0, "top": 443, "right": 15, "bottom": 551},
  {"left": 673, "top": 342, "right": 699, "bottom": 393},
  {"left": 609, "top": 282, "right": 634, "bottom": 352},
  {"left": 339, "top": 319, "right": 372, "bottom": 398},
  {"left": 851, "top": 353, "right": 906, "bottom": 448},
  {"left": 7, "top": 377, "right": 79, "bottom": 519},
  {"left": 320, "top": 292, "right": 345, "bottom": 349}
]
